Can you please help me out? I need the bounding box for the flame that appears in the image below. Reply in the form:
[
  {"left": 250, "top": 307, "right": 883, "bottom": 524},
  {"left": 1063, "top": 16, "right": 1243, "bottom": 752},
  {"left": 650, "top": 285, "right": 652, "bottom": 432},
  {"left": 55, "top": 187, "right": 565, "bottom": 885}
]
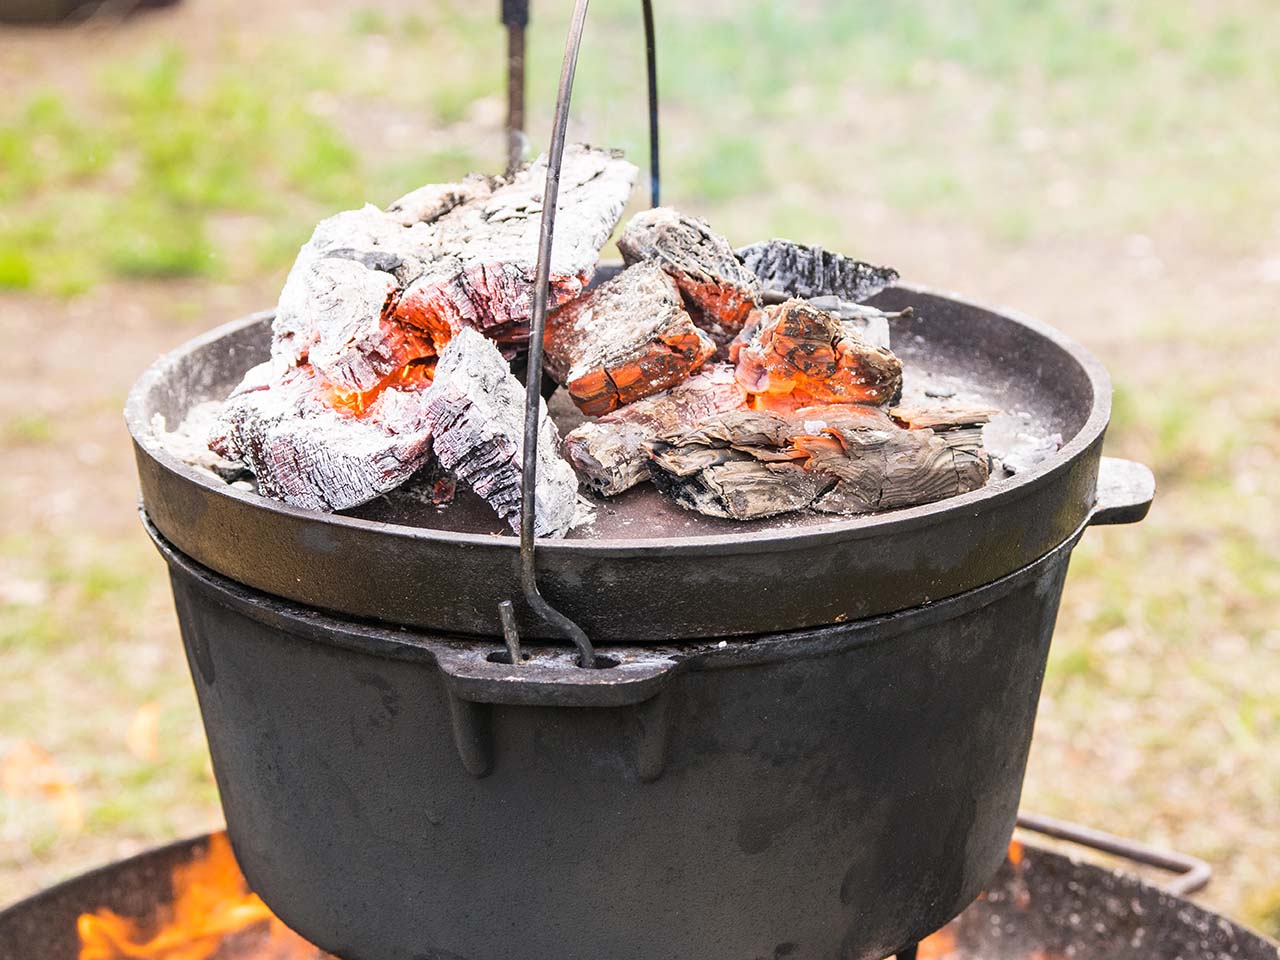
[
  {"left": 1008, "top": 838, "right": 1024, "bottom": 867},
  {"left": 77, "top": 834, "right": 326, "bottom": 960},
  {"left": 329, "top": 359, "right": 435, "bottom": 416}
]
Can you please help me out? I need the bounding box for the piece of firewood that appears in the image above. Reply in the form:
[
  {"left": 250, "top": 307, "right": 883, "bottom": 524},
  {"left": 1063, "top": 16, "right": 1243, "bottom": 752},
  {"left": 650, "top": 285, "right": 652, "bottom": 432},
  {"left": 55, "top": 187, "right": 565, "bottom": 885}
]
[
  {"left": 561, "top": 364, "right": 747, "bottom": 496},
  {"left": 424, "top": 329, "right": 578, "bottom": 538},
  {"left": 208, "top": 359, "right": 437, "bottom": 512},
  {"left": 273, "top": 145, "right": 637, "bottom": 394},
  {"left": 617, "top": 207, "right": 762, "bottom": 347},
  {"left": 736, "top": 239, "right": 898, "bottom": 303},
  {"left": 889, "top": 401, "right": 998, "bottom": 432},
  {"left": 646, "top": 404, "right": 989, "bottom": 520},
  {"left": 733, "top": 299, "right": 903, "bottom": 409},
  {"left": 544, "top": 262, "right": 717, "bottom": 416}
]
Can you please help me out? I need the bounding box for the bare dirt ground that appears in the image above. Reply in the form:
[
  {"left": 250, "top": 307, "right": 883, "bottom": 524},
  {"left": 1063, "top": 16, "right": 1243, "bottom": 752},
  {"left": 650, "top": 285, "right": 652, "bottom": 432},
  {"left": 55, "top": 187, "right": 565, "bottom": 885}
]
[{"left": 1, "top": 0, "right": 1277, "bottom": 939}]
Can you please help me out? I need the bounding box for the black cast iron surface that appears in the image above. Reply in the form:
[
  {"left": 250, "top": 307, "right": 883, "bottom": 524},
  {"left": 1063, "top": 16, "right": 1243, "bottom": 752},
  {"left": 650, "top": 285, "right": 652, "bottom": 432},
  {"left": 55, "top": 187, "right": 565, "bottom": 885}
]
[
  {"left": 3, "top": 831, "right": 1276, "bottom": 960},
  {"left": 145, "top": 513, "right": 1091, "bottom": 960},
  {"left": 125, "top": 281, "right": 1152, "bottom": 642}
]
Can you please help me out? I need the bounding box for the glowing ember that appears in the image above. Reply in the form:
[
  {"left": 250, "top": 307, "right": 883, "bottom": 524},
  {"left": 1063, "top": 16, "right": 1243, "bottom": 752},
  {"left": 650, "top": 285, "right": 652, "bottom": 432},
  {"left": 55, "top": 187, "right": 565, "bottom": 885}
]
[
  {"left": 77, "top": 834, "right": 328, "bottom": 960},
  {"left": 733, "top": 299, "right": 902, "bottom": 412},
  {"left": 328, "top": 358, "right": 435, "bottom": 416}
]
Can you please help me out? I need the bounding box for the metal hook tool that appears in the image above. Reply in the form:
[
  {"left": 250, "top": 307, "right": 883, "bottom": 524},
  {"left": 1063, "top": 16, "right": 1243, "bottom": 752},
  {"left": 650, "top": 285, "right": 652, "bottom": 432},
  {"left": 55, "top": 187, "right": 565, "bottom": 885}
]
[{"left": 501, "top": 0, "right": 660, "bottom": 665}]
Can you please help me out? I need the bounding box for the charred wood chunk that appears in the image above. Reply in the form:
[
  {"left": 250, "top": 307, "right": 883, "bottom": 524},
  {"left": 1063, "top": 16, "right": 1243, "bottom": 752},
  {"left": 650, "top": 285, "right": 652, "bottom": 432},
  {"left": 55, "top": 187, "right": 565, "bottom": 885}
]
[
  {"left": 646, "top": 403, "right": 989, "bottom": 520},
  {"left": 617, "top": 207, "right": 762, "bottom": 347},
  {"left": 736, "top": 239, "right": 898, "bottom": 303},
  {"left": 561, "top": 364, "right": 747, "bottom": 496},
  {"left": 734, "top": 299, "right": 903, "bottom": 409},
  {"left": 273, "top": 145, "right": 637, "bottom": 392},
  {"left": 208, "top": 360, "right": 435, "bottom": 512},
  {"left": 544, "top": 262, "right": 717, "bottom": 416},
  {"left": 889, "top": 401, "right": 999, "bottom": 432},
  {"left": 799, "top": 404, "right": 990, "bottom": 512},
  {"left": 650, "top": 452, "right": 823, "bottom": 521},
  {"left": 424, "top": 329, "right": 578, "bottom": 538}
]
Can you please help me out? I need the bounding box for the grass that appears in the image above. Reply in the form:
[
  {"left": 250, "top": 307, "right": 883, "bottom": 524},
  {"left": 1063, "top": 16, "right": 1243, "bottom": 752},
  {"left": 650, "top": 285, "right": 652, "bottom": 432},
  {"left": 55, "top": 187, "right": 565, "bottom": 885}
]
[{"left": 0, "top": 0, "right": 1278, "bottom": 937}]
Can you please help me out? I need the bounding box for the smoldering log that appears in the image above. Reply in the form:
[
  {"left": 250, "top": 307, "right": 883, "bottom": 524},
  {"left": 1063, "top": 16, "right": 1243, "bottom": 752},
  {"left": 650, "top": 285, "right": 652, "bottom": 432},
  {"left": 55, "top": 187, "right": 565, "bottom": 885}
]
[
  {"left": 208, "top": 360, "right": 436, "bottom": 512},
  {"left": 736, "top": 239, "right": 898, "bottom": 304},
  {"left": 646, "top": 404, "right": 990, "bottom": 520},
  {"left": 561, "top": 364, "right": 747, "bottom": 496},
  {"left": 617, "top": 207, "right": 762, "bottom": 347},
  {"left": 273, "top": 145, "right": 638, "bottom": 394},
  {"left": 544, "top": 262, "right": 717, "bottom": 416},
  {"left": 733, "top": 299, "right": 903, "bottom": 409},
  {"left": 424, "top": 329, "right": 578, "bottom": 538}
]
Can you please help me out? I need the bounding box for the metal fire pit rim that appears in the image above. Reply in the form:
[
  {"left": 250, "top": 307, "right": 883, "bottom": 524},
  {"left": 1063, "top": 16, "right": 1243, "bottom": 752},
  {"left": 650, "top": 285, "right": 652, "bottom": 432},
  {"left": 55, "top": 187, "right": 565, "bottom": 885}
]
[
  {"left": 124, "top": 281, "right": 1112, "bottom": 556},
  {"left": 7, "top": 830, "right": 1276, "bottom": 958},
  {"left": 0, "top": 833, "right": 210, "bottom": 917}
]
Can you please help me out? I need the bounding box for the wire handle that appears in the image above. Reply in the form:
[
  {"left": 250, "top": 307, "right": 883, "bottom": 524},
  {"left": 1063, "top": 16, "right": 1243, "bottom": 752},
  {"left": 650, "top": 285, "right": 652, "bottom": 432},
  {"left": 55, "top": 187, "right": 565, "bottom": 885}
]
[{"left": 504, "top": 0, "right": 660, "bottom": 665}]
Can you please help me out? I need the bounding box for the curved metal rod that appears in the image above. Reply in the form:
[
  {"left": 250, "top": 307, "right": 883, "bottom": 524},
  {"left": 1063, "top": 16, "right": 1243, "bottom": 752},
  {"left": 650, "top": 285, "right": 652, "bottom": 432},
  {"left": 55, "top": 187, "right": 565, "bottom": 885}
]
[
  {"left": 511, "top": 0, "right": 660, "bottom": 665},
  {"left": 1016, "top": 812, "right": 1212, "bottom": 896},
  {"left": 517, "top": 0, "right": 596, "bottom": 667}
]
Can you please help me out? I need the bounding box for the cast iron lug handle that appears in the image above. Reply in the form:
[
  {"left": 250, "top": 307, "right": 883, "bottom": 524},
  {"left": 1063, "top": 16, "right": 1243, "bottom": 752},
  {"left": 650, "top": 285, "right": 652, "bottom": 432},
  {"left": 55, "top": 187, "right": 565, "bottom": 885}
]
[
  {"left": 1089, "top": 456, "right": 1155, "bottom": 526},
  {"left": 1016, "top": 812, "right": 1211, "bottom": 896},
  {"left": 434, "top": 646, "right": 684, "bottom": 709}
]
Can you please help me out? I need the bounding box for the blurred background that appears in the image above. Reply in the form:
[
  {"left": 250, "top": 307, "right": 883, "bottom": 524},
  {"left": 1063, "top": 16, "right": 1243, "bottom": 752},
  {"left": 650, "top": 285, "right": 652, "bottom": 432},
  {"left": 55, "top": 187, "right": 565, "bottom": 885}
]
[{"left": 0, "top": 0, "right": 1276, "bottom": 934}]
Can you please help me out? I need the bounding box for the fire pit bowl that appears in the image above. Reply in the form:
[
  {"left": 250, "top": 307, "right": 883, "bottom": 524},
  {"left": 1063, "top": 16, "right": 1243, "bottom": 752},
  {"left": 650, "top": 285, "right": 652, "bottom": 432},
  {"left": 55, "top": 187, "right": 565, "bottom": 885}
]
[{"left": 3, "top": 830, "right": 1276, "bottom": 960}]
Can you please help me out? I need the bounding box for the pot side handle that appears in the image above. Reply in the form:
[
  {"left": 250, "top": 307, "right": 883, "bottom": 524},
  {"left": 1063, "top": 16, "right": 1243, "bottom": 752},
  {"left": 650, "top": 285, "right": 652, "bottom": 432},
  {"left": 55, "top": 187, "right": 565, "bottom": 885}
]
[{"left": 1089, "top": 456, "right": 1155, "bottom": 526}]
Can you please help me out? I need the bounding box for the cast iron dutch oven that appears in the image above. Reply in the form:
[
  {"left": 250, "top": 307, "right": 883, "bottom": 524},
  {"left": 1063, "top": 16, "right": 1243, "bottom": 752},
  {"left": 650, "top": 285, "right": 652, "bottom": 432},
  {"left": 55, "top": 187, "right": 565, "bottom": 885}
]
[
  {"left": 122, "top": 3, "right": 1155, "bottom": 956},
  {"left": 127, "top": 279, "right": 1153, "bottom": 960}
]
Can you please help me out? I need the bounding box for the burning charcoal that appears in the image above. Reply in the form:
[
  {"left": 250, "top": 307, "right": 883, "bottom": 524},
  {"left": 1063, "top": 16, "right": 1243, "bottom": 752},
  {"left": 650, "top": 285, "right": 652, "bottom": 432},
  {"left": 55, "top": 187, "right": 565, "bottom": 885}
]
[
  {"left": 544, "top": 262, "right": 717, "bottom": 416},
  {"left": 209, "top": 360, "right": 436, "bottom": 512},
  {"left": 273, "top": 145, "right": 637, "bottom": 393},
  {"left": 424, "top": 329, "right": 578, "bottom": 538},
  {"left": 647, "top": 404, "right": 990, "bottom": 520},
  {"left": 736, "top": 239, "right": 898, "bottom": 303},
  {"left": 734, "top": 299, "right": 903, "bottom": 410},
  {"left": 396, "top": 147, "right": 637, "bottom": 349},
  {"left": 616, "top": 207, "right": 762, "bottom": 347},
  {"left": 561, "top": 364, "right": 747, "bottom": 496}
]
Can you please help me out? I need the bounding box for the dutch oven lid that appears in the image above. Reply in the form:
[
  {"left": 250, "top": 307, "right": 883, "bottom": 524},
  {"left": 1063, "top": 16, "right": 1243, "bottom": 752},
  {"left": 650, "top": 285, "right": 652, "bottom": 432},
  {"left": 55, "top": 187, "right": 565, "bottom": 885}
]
[{"left": 125, "top": 279, "right": 1150, "bottom": 644}]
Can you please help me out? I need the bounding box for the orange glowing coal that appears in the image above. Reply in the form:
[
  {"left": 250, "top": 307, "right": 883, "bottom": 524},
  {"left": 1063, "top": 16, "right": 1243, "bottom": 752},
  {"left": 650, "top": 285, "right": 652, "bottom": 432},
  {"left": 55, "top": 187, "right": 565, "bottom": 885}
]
[
  {"left": 329, "top": 359, "right": 435, "bottom": 416},
  {"left": 77, "top": 834, "right": 327, "bottom": 960}
]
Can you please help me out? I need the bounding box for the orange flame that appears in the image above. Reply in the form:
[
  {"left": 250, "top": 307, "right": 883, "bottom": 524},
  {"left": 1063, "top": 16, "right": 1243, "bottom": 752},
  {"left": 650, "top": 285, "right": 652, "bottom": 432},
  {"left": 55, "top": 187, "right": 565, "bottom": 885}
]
[{"left": 77, "top": 834, "right": 325, "bottom": 960}]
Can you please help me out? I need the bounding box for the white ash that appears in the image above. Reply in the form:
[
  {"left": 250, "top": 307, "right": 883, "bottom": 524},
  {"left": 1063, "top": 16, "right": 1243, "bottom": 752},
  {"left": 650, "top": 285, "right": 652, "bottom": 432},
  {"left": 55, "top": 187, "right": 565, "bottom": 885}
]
[
  {"left": 983, "top": 413, "right": 1063, "bottom": 475},
  {"left": 152, "top": 401, "right": 247, "bottom": 483},
  {"left": 424, "top": 329, "right": 578, "bottom": 538}
]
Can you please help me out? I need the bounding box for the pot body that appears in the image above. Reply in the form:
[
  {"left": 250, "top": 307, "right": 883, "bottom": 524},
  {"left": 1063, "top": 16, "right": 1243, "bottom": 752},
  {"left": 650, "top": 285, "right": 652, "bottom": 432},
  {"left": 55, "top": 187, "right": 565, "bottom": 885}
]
[{"left": 153, "top": 517, "right": 1080, "bottom": 960}]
